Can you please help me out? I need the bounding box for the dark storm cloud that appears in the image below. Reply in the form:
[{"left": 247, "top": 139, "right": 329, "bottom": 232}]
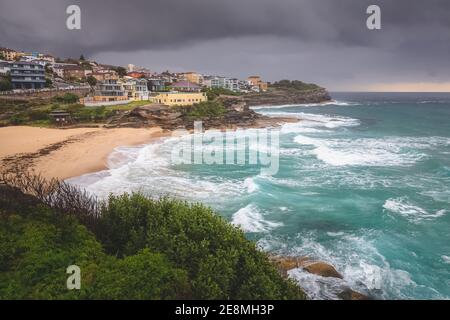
[
  {"left": 1, "top": 0, "right": 450, "bottom": 89},
  {"left": 1, "top": 0, "right": 449, "bottom": 55}
]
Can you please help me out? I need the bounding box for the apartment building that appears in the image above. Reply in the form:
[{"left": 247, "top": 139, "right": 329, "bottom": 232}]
[
  {"left": 121, "top": 78, "right": 149, "bottom": 101},
  {"left": 204, "top": 76, "right": 240, "bottom": 92},
  {"left": 0, "top": 48, "right": 19, "bottom": 61},
  {"left": 171, "top": 80, "right": 202, "bottom": 92},
  {"left": 10, "top": 61, "right": 46, "bottom": 89},
  {"left": 178, "top": 72, "right": 203, "bottom": 85},
  {"left": 92, "top": 79, "right": 128, "bottom": 102}
]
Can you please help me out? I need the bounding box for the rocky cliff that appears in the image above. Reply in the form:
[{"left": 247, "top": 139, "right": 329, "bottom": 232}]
[
  {"left": 105, "top": 82, "right": 331, "bottom": 129},
  {"left": 242, "top": 86, "right": 331, "bottom": 107},
  {"left": 105, "top": 97, "right": 297, "bottom": 130}
]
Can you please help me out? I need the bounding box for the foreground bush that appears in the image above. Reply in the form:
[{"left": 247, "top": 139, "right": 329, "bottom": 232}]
[{"left": 0, "top": 182, "right": 305, "bottom": 300}]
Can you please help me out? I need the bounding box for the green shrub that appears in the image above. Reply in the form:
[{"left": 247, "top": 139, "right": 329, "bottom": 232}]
[
  {"left": 53, "top": 93, "right": 80, "bottom": 104},
  {"left": 0, "top": 75, "right": 12, "bottom": 91},
  {"left": 8, "top": 114, "right": 27, "bottom": 125},
  {"left": 72, "top": 105, "right": 113, "bottom": 122},
  {"left": 202, "top": 87, "right": 241, "bottom": 100},
  {"left": 271, "top": 80, "right": 320, "bottom": 91},
  {"left": 27, "top": 109, "right": 49, "bottom": 121},
  {"left": 0, "top": 183, "right": 305, "bottom": 300},
  {"left": 97, "top": 193, "right": 304, "bottom": 299},
  {"left": 177, "top": 101, "right": 226, "bottom": 120}
]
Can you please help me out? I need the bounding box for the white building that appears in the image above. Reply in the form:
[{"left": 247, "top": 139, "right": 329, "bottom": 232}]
[
  {"left": 0, "top": 60, "right": 10, "bottom": 75},
  {"left": 121, "top": 78, "right": 149, "bottom": 101},
  {"left": 204, "top": 76, "right": 240, "bottom": 92}
]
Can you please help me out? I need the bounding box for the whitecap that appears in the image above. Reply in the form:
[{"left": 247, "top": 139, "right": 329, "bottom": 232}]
[
  {"left": 442, "top": 256, "right": 450, "bottom": 264},
  {"left": 327, "top": 231, "right": 346, "bottom": 237},
  {"left": 294, "top": 135, "right": 428, "bottom": 167},
  {"left": 231, "top": 204, "right": 283, "bottom": 233},
  {"left": 250, "top": 100, "right": 356, "bottom": 111},
  {"left": 383, "top": 197, "right": 447, "bottom": 222},
  {"left": 243, "top": 177, "right": 259, "bottom": 193}
]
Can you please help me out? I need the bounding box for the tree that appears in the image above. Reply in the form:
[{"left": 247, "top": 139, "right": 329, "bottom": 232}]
[
  {"left": 0, "top": 74, "right": 12, "bottom": 91},
  {"left": 45, "top": 78, "right": 53, "bottom": 88},
  {"left": 0, "top": 52, "right": 5, "bottom": 60},
  {"left": 114, "top": 66, "right": 127, "bottom": 77},
  {"left": 53, "top": 92, "right": 79, "bottom": 104},
  {"left": 86, "top": 75, "right": 97, "bottom": 87},
  {"left": 79, "top": 54, "right": 85, "bottom": 61}
]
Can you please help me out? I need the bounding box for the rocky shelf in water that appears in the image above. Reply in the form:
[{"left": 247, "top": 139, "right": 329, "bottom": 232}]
[{"left": 269, "top": 255, "right": 372, "bottom": 300}]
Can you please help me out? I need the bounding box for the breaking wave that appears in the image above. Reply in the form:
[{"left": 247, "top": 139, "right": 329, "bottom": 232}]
[
  {"left": 293, "top": 136, "right": 441, "bottom": 167},
  {"left": 383, "top": 197, "right": 447, "bottom": 223},
  {"left": 232, "top": 204, "right": 283, "bottom": 233}
]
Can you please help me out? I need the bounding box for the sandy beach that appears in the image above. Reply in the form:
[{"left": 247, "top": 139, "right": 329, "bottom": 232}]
[{"left": 0, "top": 126, "right": 166, "bottom": 180}]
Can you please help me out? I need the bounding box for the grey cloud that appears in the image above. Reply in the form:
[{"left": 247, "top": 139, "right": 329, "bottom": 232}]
[{"left": 1, "top": 0, "right": 449, "bottom": 90}]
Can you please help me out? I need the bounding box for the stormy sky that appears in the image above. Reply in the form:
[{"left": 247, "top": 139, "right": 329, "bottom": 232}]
[{"left": 1, "top": 0, "right": 450, "bottom": 91}]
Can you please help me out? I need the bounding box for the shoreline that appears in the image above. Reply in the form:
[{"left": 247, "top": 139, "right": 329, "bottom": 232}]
[
  {"left": 0, "top": 116, "right": 298, "bottom": 181},
  {"left": 0, "top": 126, "right": 167, "bottom": 180}
]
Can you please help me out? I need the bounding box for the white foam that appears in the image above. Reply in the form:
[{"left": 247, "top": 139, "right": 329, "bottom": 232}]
[
  {"left": 288, "top": 268, "right": 347, "bottom": 300},
  {"left": 262, "top": 111, "right": 360, "bottom": 130},
  {"left": 231, "top": 204, "right": 282, "bottom": 233},
  {"left": 260, "top": 230, "right": 422, "bottom": 299},
  {"left": 243, "top": 177, "right": 259, "bottom": 193},
  {"left": 294, "top": 135, "right": 429, "bottom": 167},
  {"left": 251, "top": 100, "right": 356, "bottom": 110},
  {"left": 327, "top": 231, "right": 346, "bottom": 237},
  {"left": 383, "top": 197, "right": 447, "bottom": 222},
  {"left": 442, "top": 256, "right": 450, "bottom": 264}
]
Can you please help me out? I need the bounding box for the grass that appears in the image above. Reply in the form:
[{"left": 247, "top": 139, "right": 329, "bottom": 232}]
[
  {"left": 105, "top": 100, "right": 151, "bottom": 111},
  {"left": 0, "top": 98, "right": 154, "bottom": 127}
]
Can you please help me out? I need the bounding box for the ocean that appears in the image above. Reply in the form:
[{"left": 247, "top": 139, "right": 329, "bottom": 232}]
[{"left": 69, "top": 92, "right": 450, "bottom": 300}]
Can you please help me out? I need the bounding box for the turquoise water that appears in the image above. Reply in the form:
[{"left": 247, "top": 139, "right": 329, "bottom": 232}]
[{"left": 71, "top": 93, "right": 450, "bottom": 299}]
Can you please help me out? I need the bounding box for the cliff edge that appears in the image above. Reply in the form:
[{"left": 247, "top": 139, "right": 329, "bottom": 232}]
[{"left": 242, "top": 80, "right": 331, "bottom": 106}]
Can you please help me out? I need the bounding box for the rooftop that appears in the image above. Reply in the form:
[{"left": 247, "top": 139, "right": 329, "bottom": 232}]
[{"left": 171, "top": 81, "right": 200, "bottom": 88}]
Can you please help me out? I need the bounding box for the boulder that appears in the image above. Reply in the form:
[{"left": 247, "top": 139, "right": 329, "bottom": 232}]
[
  {"left": 303, "top": 262, "right": 343, "bottom": 279},
  {"left": 338, "top": 288, "right": 372, "bottom": 300}
]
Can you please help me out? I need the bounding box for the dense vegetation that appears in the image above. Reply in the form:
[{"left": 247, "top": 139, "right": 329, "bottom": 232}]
[
  {"left": 270, "top": 80, "right": 321, "bottom": 92},
  {"left": 0, "top": 74, "right": 12, "bottom": 91},
  {"left": 176, "top": 100, "right": 227, "bottom": 120},
  {"left": 0, "top": 173, "right": 305, "bottom": 300},
  {"left": 0, "top": 94, "right": 150, "bottom": 127},
  {"left": 202, "top": 87, "right": 242, "bottom": 100}
]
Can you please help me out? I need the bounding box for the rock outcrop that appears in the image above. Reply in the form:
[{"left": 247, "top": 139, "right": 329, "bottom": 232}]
[
  {"left": 303, "top": 262, "right": 343, "bottom": 279},
  {"left": 242, "top": 87, "right": 331, "bottom": 107},
  {"left": 269, "top": 255, "right": 371, "bottom": 300},
  {"left": 338, "top": 288, "right": 371, "bottom": 300},
  {"left": 105, "top": 98, "right": 297, "bottom": 130},
  {"left": 270, "top": 256, "right": 342, "bottom": 279}
]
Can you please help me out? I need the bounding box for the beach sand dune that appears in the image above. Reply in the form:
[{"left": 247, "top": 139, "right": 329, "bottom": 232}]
[{"left": 0, "top": 126, "right": 165, "bottom": 180}]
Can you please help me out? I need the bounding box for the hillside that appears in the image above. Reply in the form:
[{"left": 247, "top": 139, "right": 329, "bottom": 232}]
[
  {"left": 243, "top": 80, "right": 331, "bottom": 106},
  {"left": 0, "top": 178, "right": 306, "bottom": 300}
]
